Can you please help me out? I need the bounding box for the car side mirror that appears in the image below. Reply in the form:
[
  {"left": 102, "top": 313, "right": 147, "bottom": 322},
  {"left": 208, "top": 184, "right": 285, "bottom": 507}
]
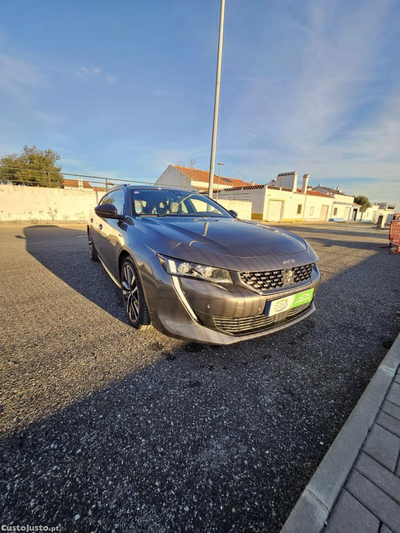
[
  {"left": 229, "top": 209, "right": 238, "bottom": 218},
  {"left": 95, "top": 204, "right": 123, "bottom": 219}
]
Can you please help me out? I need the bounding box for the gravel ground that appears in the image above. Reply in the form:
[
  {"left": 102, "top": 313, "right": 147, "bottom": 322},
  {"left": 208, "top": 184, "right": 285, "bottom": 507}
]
[{"left": 0, "top": 223, "right": 399, "bottom": 533}]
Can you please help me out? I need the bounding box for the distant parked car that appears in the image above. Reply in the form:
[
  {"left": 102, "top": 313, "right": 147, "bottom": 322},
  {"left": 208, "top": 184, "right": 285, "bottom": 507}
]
[{"left": 87, "top": 185, "right": 320, "bottom": 344}]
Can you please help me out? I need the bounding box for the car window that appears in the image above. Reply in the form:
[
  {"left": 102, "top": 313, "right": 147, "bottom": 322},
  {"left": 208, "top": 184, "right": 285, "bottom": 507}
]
[
  {"left": 131, "top": 189, "right": 230, "bottom": 217},
  {"left": 102, "top": 189, "right": 125, "bottom": 215},
  {"left": 189, "top": 198, "right": 222, "bottom": 215},
  {"left": 99, "top": 193, "right": 110, "bottom": 205}
]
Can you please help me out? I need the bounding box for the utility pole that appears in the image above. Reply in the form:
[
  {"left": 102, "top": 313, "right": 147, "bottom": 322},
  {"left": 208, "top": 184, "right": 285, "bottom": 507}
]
[
  {"left": 207, "top": 0, "right": 226, "bottom": 198},
  {"left": 216, "top": 162, "right": 224, "bottom": 199}
]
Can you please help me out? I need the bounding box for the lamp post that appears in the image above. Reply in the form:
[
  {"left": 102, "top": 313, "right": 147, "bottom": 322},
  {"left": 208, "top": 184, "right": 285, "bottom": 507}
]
[
  {"left": 216, "top": 162, "right": 224, "bottom": 199},
  {"left": 207, "top": 0, "right": 226, "bottom": 198}
]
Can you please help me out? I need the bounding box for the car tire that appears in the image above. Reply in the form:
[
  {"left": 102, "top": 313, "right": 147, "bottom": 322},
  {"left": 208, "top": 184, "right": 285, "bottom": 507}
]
[
  {"left": 88, "top": 230, "right": 99, "bottom": 261},
  {"left": 121, "top": 256, "right": 151, "bottom": 330}
]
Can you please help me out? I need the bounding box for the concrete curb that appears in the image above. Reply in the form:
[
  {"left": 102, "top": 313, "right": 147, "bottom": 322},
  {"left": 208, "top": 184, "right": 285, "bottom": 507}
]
[{"left": 281, "top": 333, "right": 400, "bottom": 533}]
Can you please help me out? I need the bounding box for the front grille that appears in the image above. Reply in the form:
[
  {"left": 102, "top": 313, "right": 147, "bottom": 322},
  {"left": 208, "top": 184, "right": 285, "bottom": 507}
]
[
  {"left": 239, "top": 263, "right": 314, "bottom": 292},
  {"left": 213, "top": 314, "right": 276, "bottom": 335},
  {"left": 213, "top": 301, "right": 312, "bottom": 336}
]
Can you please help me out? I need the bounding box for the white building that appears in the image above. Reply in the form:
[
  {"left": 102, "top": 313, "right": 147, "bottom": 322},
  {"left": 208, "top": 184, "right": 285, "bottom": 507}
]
[
  {"left": 312, "top": 185, "right": 355, "bottom": 222},
  {"left": 155, "top": 165, "right": 253, "bottom": 220},
  {"left": 156, "top": 166, "right": 396, "bottom": 225},
  {"left": 156, "top": 165, "right": 252, "bottom": 192},
  {"left": 218, "top": 174, "right": 336, "bottom": 222},
  {"left": 358, "top": 203, "right": 396, "bottom": 224}
]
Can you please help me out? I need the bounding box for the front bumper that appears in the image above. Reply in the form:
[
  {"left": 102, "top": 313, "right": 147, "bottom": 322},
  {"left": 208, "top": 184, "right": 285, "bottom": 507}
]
[{"left": 141, "top": 256, "right": 320, "bottom": 345}]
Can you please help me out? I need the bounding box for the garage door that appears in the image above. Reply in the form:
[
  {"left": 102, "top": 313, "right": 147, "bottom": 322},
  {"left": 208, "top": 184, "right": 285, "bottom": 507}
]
[{"left": 268, "top": 200, "right": 283, "bottom": 222}]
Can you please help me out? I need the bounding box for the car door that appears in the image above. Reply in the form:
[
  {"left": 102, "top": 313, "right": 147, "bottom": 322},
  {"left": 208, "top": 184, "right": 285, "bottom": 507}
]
[
  {"left": 97, "top": 188, "right": 126, "bottom": 277},
  {"left": 91, "top": 191, "right": 110, "bottom": 257}
]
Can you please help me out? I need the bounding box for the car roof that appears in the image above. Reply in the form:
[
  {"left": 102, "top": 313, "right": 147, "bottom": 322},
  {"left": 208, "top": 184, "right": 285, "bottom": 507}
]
[{"left": 109, "top": 184, "right": 198, "bottom": 192}]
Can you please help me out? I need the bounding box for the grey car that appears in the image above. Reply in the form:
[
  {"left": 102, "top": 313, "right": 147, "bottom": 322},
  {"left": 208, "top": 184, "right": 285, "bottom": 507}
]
[{"left": 87, "top": 185, "right": 320, "bottom": 344}]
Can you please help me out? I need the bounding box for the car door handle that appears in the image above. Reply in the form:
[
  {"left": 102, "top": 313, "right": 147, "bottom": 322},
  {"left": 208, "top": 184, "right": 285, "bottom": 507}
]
[{"left": 99, "top": 223, "right": 103, "bottom": 230}]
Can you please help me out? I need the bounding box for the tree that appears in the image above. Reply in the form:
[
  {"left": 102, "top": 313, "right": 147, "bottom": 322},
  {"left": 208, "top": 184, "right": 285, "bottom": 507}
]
[
  {"left": 174, "top": 158, "right": 197, "bottom": 168},
  {"left": 354, "top": 195, "right": 372, "bottom": 220},
  {"left": 0, "top": 145, "right": 63, "bottom": 187}
]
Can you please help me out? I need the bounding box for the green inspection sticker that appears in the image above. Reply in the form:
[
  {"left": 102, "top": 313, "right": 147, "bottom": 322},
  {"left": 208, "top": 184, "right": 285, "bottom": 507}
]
[
  {"left": 290, "top": 288, "right": 314, "bottom": 308},
  {"left": 266, "top": 288, "right": 314, "bottom": 317}
]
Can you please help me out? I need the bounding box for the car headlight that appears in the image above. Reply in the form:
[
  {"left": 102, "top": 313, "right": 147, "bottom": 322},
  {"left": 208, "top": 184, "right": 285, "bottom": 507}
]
[{"left": 159, "top": 255, "right": 232, "bottom": 284}]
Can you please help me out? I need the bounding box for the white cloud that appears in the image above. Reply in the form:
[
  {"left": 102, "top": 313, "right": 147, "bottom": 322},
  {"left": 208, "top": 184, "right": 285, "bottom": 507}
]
[
  {"left": 218, "top": 0, "right": 399, "bottom": 207},
  {"left": 0, "top": 53, "right": 40, "bottom": 98},
  {"left": 54, "top": 65, "right": 116, "bottom": 85}
]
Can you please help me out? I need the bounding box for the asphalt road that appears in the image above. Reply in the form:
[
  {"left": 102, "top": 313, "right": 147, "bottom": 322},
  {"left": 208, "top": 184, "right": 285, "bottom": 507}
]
[{"left": 1, "top": 223, "right": 399, "bottom": 533}]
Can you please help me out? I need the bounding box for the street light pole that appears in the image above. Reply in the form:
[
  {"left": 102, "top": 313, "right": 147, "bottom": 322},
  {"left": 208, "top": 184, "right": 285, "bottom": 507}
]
[
  {"left": 207, "top": 0, "right": 226, "bottom": 198},
  {"left": 216, "top": 162, "right": 224, "bottom": 200}
]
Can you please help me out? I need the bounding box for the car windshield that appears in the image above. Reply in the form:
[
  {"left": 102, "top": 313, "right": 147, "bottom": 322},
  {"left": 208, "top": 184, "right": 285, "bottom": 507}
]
[{"left": 131, "top": 189, "right": 231, "bottom": 218}]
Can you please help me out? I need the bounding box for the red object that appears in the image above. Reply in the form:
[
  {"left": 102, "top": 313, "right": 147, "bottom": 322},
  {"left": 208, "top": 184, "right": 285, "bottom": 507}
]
[{"left": 389, "top": 219, "right": 400, "bottom": 254}]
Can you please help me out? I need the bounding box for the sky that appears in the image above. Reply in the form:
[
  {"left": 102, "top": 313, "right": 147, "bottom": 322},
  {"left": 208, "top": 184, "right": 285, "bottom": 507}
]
[{"left": 0, "top": 0, "right": 399, "bottom": 207}]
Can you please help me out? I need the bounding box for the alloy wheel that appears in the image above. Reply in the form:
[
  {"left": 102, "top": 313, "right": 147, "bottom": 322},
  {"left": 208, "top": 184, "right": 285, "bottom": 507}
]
[{"left": 122, "top": 263, "right": 140, "bottom": 323}]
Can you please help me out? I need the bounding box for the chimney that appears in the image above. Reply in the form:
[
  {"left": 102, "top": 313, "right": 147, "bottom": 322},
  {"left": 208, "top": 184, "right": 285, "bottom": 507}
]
[
  {"left": 302, "top": 174, "right": 309, "bottom": 194},
  {"left": 251, "top": 180, "right": 255, "bottom": 186},
  {"left": 292, "top": 171, "right": 298, "bottom": 192}
]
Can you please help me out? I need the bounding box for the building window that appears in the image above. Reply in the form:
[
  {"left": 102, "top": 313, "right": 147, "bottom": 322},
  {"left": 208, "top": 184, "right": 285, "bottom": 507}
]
[
  {"left": 333, "top": 207, "right": 338, "bottom": 216},
  {"left": 309, "top": 206, "right": 314, "bottom": 215},
  {"left": 297, "top": 204, "right": 302, "bottom": 215}
]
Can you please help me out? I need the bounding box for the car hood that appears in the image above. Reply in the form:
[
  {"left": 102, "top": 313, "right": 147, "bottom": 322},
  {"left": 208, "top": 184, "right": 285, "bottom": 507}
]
[{"left": 140, "top": 217, "right": 318, "bottom": 271}]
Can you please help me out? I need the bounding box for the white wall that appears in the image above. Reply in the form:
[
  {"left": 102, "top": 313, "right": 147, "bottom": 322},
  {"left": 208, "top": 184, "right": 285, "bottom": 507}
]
[
  {"left": 217, "top": 199, "right": 252, "bottom": 220},
  {"left": 0, "top": 184, "right": 253, "bottom": 223},
  {"left": 359, "top": 205, "right": 395, "bottom": 224},
  {"left": 155, "top": 166, "right": 193, "bottom": 189},
  {"left": 330, "top": 203, "right": 353, "bottom": 221},
  {"left": 0, "top": 185, "right": 100, "bottom": 222},
  {"left": 264, "top": 189, "right": 306, "bottom": 221},
  {"left": 217, "top": 187, "right": 266, "bottom": 219},
  {"left": 304, "top": 195, "right": 334, "bottom": 221},
  {"left": 333, "top": 193, "right": 354, "bottom": 205}
]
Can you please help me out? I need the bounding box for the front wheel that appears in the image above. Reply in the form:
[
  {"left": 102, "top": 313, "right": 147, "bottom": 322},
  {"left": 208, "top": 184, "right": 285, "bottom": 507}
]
[
  {"left": 121, "top": 256, "right": 151, "bottom": 329},
  {"left": 88, "top": 230, "right": 99, "bottom": 261}
]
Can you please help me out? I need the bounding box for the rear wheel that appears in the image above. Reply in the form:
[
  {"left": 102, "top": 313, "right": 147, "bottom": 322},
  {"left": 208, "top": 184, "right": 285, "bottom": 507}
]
[
  {"left": 121, "top": 256, "right": 151, "bottom": 329},
  {"left": 88, "top": 230, "right": 99, "bottom": 261}
]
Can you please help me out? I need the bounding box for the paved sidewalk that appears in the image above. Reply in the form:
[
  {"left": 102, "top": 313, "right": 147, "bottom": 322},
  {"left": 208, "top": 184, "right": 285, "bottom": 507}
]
[
  {"left": 325, "top": 373, "right": 400, "bottom": 533},
  {"left": 282, "top": 333, "right": 400, "bottom": 533}
]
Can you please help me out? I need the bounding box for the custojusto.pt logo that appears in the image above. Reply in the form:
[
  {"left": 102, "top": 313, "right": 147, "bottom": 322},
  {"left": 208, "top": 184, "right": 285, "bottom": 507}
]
[{"left": 1, "top": 526, "right": 61, "bottom": 532}]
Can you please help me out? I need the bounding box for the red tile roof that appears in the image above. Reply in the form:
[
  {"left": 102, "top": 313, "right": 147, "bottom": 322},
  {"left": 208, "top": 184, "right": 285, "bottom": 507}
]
[
  {"left": 306, "top": 190, "right": 332, "bottom": 198},
  {"left": 173, "top": 165, "right": 252, "bottom": 188},
  {"left": 63, "top": 179, "right": 92, "bottom": 189}
]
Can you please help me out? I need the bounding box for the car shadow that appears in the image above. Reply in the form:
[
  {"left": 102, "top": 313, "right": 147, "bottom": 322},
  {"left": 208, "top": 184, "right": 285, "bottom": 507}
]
[
  {"left": 1, "top": 224, "right": 399, "bottom": 532},
  {"left": 23, "top": 225, "right": 127, "bottom": 324}
]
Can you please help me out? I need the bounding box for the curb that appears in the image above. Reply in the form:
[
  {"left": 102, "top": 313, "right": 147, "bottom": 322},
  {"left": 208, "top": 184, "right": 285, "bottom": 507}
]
[{"left": 281, "top": 332, "right": 400, "bottom": 533}]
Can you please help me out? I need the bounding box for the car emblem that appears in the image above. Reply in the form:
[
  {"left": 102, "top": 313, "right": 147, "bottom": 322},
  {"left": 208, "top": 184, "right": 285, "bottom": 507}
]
[
  {"left": 282, "top": 269, "right": 294, "bottom": 286},
  {"left": 283, "top": 258, "right": 296, "bottom": 265}
]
